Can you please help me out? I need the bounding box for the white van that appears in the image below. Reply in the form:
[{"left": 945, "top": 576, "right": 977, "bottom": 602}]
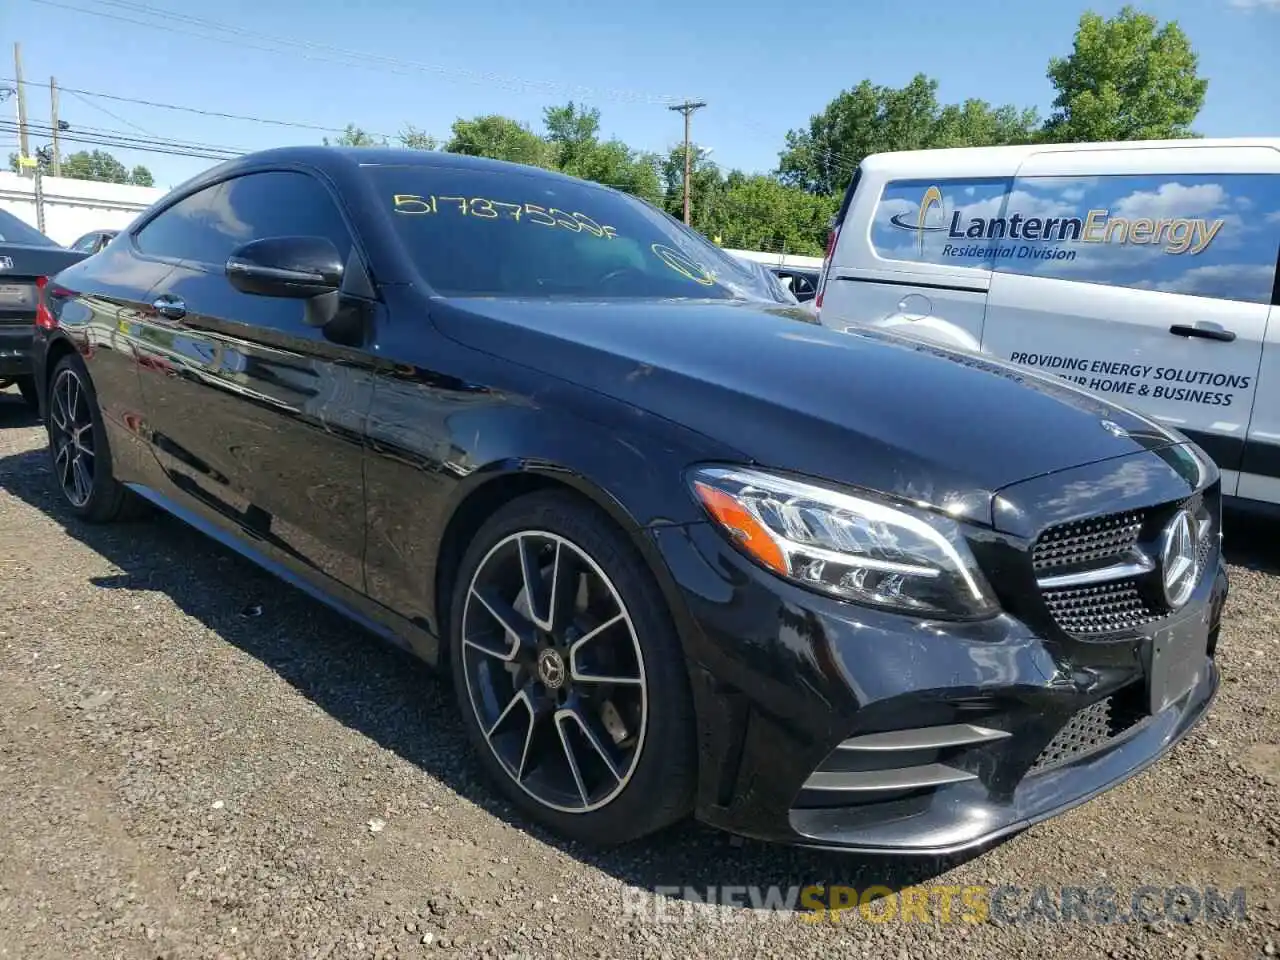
[{"left": 815, "top": 138, "right": 1280, "bottom": 512}]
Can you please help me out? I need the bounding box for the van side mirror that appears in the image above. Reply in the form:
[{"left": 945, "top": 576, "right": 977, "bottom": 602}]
[{"left": 226, "top": 236, "right": 344, "bottom": 299}]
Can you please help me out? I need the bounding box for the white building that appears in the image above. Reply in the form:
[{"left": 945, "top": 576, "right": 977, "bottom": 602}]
[{"left": 0, "top": 171, "right": 165, "bottom": 245}]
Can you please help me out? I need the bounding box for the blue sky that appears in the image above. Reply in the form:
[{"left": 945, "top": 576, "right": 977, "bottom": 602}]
[{"left": 4, "top": 0, "right": 1279, "bottom": 189}]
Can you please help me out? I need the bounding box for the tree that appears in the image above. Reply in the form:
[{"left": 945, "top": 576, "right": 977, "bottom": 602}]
[
  {"left": 1043, "top": 6, "right": 1207, "bottom": 142},
  {"left": 705, "top": 175, "right": 837, "bottom": 256},
  {"left": 397, "top": 125, "right": 436, "bottom": 151},
  {"left": 59, "top": 149, "right": 154, "bottom": 185},
  {"left": 543, "top": 102, "right": 601, "bottom": 174},
  {"left": 10, "top": 148, "right": 153, "bottom": 185},
  {"left": 541, "top": 102, "right": 661, "bottom": 201},
  {"left": 444, "top": 115, "right": 551, "bottom": 168},
  {"left": 659, "top": 144, "right": 725, "bottom": 230},
  {"left": 323, "top": 123, "right": 386, "bottom": 147},
  {"left": 778, "top": 74, "right": 1038, "bottom": 195},
  {"left": 570, "top": 138, "right": 663, "bottom": 202}
]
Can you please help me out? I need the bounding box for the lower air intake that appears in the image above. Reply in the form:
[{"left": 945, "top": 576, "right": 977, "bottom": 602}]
[{"left": 1029, "top": 690, "right": 1144, "bottom": 774}]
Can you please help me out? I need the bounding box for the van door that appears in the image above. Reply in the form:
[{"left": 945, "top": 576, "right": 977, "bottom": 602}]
[
  {"left": 980, "top": 146, "right": 1280, "bottom": 492},
  {"left": 819, "top": 168, "right": 1011, "bottom": 352},
  {"left": 1238, "top": 256, "right": 1280, "bottom": 505}
]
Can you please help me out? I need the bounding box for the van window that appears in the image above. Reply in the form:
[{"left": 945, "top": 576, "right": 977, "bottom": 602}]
[
  {"left": 994, "top": 173, "right": 1280, "bottom": 304},
  {"left": 870, "top": 178, "right": 1013, "bottom": 269}
]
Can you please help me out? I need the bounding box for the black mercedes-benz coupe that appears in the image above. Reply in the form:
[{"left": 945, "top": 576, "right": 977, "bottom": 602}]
[{"left": 33, "top": 147, "right": 1227, "bottom": 855}]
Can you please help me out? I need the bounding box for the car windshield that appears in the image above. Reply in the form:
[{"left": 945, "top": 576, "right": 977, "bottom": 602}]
[
  {"left": 0, "top": 208, "right": 59, "bottom": 247},
  {"left": 363, "top": 163, "right": 782, "bottom": 302}
]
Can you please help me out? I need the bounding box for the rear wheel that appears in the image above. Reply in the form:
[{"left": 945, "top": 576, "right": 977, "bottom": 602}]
[
  {"left": 46, "top": 354, "right": 145, "bottom": 523},
  {"left": 449, "top": 491, "right": 697, "bottom": 845}
]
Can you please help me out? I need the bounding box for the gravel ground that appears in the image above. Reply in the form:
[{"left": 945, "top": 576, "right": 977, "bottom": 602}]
[{"left": 0, "top": 385, "right": 1276, "bottom": 960}]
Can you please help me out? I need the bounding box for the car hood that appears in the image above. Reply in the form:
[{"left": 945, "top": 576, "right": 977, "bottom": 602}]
[{"left": 432, "top": 297, "right": 1183, "bottom": 526}]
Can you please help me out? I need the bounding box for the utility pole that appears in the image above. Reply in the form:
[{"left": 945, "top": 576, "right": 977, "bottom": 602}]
[
  {"left": 49, "top": 76, "right": 62, "bottom": 177},
  {"left": 13, "top": 43, "right": 30, "bottom": 170},
  {"left": 668, "top": 99, "right": 706, "bottom": 225}
]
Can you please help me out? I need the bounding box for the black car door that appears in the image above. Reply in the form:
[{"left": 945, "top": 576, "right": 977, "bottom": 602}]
[{"left": 132, "top": 169, "right": 376, "bottom": 593}]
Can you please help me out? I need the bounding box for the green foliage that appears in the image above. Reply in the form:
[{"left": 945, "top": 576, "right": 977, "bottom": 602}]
[
  {"left": 323, "top": 123, "right": 386, "bottom": 147},
  {"left": 1042, "top": 5, "right": 1208, "bottom": 142},
  {"left": 704, "top": 176, "right": 837, "bottom": 256},
  {"left": 397, "top": 125, "right": 437, "bottom": 151},
  {"left": 9, "top": 148, "right": 153, "bottom": 186},
  {"left": 444, "top": 115, "right": 551, "bottom": 167},
  {"left": 440, "top": 103, "right": 662, "bottom": 202},
  {"left": 659, "top": 144, "right": 724, "bottom": 227},
  {"left": 778, "top": 74, "right": 1039, "bottom": 196}
]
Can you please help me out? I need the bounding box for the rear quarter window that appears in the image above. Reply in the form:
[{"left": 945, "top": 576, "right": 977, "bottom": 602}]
[{"left": 994, "top": 172, "right": 1280, "bottom": 304}]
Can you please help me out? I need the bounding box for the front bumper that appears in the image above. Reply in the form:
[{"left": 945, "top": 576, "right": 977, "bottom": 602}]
[
  {"left": 0, "top": 324, "right": 34, "bottom": 379},
  {"left": 649, "top": 518, "right": 1226, "bottom": 856}
]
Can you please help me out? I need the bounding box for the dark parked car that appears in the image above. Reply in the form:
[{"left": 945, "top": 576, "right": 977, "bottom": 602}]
[
  {"left": 34, "top": 147, "right": 1227, "bottom": 854},
  {"left": 69, "top": 229, "right": 119, "bottom": 255},
  {"left": 769, "top": 265, "right": 820, "bottom": 303},
  {"left": 0, "top": 209, "right": 87, "bottom": 408}
]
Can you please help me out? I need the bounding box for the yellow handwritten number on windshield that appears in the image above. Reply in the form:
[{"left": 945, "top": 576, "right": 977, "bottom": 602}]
[
  {"left": 392, "top": 194, "right": 617, "bottom": 240},
  {"left": 651, "top": 244, "right": 716, "bottom": 285}
]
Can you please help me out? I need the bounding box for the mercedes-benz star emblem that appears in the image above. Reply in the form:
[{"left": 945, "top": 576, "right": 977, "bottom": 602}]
[
  {"left": 537, "top": 648, "right": 566, "bottom": 690},
  {"left": 1159, "top": 508, "right": 1199, "bottom": 610},
  {"left": 1100, "top": 419, "right": 1129, "bottom": 439}
]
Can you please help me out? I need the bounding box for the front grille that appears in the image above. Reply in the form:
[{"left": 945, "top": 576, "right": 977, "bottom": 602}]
[
  {"left": 1032, "top": 511, "right": 1144, "bottom": 572},
  {"left": 1031, "top": 492, "right": 1213, "bottom": 639},
  {"left": 1041, "top": 580, "right": 1159, "bottom": 636},
  {"left": 1029, "top": 689, "right": 1145, "bottom": 773}
]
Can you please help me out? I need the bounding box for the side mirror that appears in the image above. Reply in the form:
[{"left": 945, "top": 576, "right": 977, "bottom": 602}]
[{"left": 226, "top": 236, "right": 344, "bottom": 299}]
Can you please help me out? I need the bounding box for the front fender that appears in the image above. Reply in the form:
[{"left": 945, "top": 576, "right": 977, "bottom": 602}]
[{"left": 360, "top": 351, "right": 740, "bottom": 640}]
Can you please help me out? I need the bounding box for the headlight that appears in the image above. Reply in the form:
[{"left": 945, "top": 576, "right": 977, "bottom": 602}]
[{"left": 688, "top": 466, "right": 998, "bottom": 619}]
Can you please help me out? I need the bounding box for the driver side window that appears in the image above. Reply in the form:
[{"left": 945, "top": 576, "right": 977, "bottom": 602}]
[
  {"left": 134, "top": 183, "right": 237, "bottom": 265},
  {"left": 134, "top": 172, "right": 355, "bottom": 269}
]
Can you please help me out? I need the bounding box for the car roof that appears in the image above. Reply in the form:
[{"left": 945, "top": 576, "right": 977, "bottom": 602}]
[{"left": 177, "top": 145, "right": 606, "bottom": 196}]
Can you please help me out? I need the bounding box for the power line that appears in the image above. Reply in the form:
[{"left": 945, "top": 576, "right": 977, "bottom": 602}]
[
  {"left": 20, "top": 0, "right": 693, "bottom": 107},
  {"left": 17, "top": 117, "right": 248, "bottom": 153},
  {"left": 2, "top": 121, "right": 243, "bottom": 160},
  {"left": 1, "top": 76, "right": 399, "bottom": 140},
  {"left": 4, "top": 121, "right": 685, "bottom": 198},
  {"left": 64, "top": 87, "right": 158, "bottom": 138}
]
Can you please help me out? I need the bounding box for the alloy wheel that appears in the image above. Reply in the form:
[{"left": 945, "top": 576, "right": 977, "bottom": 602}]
[
  {"left": 48, "top": 368, "right": 96, "bottom": 508},
  {"left": 461, "top": 531, "right": 649, "bottom": 814}
]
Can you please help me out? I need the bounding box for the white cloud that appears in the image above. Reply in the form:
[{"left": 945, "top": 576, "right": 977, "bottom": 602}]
[
  {"left": 1112, "top": 182, "right": 1228, "bottom": 220},
  {"left": 1266, "top": 210, "right": 1280, "bottom": 223},
  {"left": 1152, "top": 263, "right": 1275, "bottom": 300}
]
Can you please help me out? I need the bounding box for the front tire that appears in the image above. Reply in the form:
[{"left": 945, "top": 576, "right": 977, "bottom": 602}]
[
  {"left": 449, "top": 491, "right": 697, "bottom": 845},
  {"left": 45, "top": 354, "right": 145, "bottom": 523}
]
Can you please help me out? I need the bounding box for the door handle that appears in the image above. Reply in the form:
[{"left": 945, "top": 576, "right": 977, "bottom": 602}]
[
  {"left": 152, "top": 296, "right": 186, "bottom": 321},
  {"left": 1169, "top": 323, "right": 1236, "bottom": 343}
]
